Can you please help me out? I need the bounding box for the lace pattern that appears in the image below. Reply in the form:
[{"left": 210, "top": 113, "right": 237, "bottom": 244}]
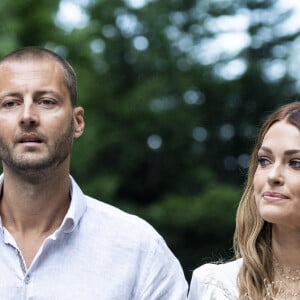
[{"left": 200, "top": 274, "right": 238, "bottom": 299}]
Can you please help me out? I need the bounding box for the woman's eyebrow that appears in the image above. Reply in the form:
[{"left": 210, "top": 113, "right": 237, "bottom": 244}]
[
  {"left": 284, "top": 149, "right": 300, "bottom": 155},
  {"left": 259, "top": 146, "right": 272, "bottom": 154},
  {"left": 259, "top": 146, "right": 300, "bottom": 156}
]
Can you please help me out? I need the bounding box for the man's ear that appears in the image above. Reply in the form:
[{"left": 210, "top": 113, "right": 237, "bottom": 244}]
[{"left": 73, "top": 106, "right": 85, "bottom": 138}]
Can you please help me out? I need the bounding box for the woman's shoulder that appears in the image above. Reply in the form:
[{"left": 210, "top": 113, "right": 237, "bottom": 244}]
[
  {"left": 188, "top": 259, "right": 242, "bottom": 300},
  {"left": 193, "top": 258, "right": 242, "bottom": 281}
]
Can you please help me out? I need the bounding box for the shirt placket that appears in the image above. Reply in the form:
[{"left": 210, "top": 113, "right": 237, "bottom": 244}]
[{"left": 15, "top": 248, "right": 31, "bottom": 299}]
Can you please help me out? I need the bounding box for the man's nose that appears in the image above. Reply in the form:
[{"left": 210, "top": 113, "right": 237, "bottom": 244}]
[{"left": 19, "top": 102, "right": 39, "bottom": 127}]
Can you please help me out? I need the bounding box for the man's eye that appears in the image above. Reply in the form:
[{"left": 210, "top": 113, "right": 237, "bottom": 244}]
[
  {"left": 258, "top": 157, "right": 271, "bottom": 166},
  {"left": 3, "top": 100, "right": 18, "bottom": 108},
  {"left": 38, "top": 98, "right": 56, "bottom": 106}
]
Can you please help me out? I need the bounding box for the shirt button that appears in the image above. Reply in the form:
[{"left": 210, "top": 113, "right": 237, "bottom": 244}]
[{"left": 24, "top": 275, "right": 30, "bottom": 284}]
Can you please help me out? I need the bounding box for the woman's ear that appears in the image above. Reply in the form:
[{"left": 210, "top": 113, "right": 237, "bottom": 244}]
[{"left": 73, "top": 106, "right": 85, "bottom": 138}]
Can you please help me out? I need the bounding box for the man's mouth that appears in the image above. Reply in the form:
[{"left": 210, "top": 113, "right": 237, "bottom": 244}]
[{"left": 18, "top": 134, "right": 43, "bottom": 143}]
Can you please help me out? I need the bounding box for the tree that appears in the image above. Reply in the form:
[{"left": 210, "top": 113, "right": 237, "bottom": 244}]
[{"left": 0, "top": 0, "right": 299, "bottom": 281}]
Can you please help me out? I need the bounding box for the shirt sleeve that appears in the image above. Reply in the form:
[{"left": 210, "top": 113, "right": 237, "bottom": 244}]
[
  {"left": 188, "top": 263, "right": 238, "bottom": 300},
  {"left": 136, "top": 234, "right": 188, "bottom": 300},
  {"left": 188, "top": 274, "right": 230, "bottom": 300}
]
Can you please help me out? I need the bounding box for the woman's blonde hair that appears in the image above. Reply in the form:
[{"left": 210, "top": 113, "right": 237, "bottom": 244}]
[{"left": 233, "top": 101, "right": 300, "bottom": 299}]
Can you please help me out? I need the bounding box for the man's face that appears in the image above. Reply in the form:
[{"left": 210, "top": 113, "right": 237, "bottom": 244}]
[{"left": 0, "top": 59, "right": 84, "bottom": 175}]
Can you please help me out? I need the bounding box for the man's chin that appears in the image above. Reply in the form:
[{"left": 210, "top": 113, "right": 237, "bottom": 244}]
[{"left": 4, "top": 157, "right": 57, "bottom": 172}]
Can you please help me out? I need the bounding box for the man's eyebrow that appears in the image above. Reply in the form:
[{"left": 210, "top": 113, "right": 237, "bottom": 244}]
[
  {"left": 0, "top": 92, "right": 22, "bottom": 98},
  {"left": 0, "top": 90, "right": 64, "bottom": 102},
  {"left": 33, "top": 90, "right": 65, "bottom": 103},
  {"left": 35, "top": 90, "right": 62, "bottom": 98}
]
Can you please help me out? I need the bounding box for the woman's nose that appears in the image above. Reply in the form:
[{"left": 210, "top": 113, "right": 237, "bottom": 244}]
[{"left": 267, "top": 164, "right": 284, "bottom": 186}]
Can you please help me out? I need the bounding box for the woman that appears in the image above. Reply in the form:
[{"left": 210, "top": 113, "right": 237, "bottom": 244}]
[{"left": 188, "top": 102, "right": 300, "bottom": 299}]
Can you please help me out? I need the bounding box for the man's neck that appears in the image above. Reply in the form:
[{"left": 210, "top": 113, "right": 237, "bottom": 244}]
[
  {"left": 0, "top": 166, "right": 71, "bottom": 268},
  {"left": 0, "top": 166, "right": 71, "bottom": 235}
]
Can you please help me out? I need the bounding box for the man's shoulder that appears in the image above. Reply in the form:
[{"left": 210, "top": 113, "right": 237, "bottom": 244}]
[
  {"left": 83, "top": 195, "right": 162, "bottom": 242},
  {"left": 70, "top": 177, "right": 164, "bottom": 247},
  {"left": 85, "top": 195, "right": 148, "bottom": 224}
]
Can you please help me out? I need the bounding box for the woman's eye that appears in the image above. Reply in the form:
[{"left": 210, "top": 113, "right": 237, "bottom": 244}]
[
  {"left": 258, "top": 157, "right": 271, "bottom": 167},
  {"left": 290, "top": 159, "right": 300, "bottom": 169}
]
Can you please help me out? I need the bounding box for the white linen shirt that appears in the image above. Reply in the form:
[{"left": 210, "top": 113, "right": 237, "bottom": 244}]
[
  {"left": 188, "top": 259, "right": 242, "bottom": 300},
  {"left": 0, "top": 175, "right": 188, "bottom": 300}
]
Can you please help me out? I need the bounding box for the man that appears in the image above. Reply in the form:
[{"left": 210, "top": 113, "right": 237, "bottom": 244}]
[{"left": 0, "top": 47, "right": 187, "bottom": 299}]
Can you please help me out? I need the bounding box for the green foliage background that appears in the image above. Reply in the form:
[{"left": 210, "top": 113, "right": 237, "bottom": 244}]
[{"left": 1, "top": 0, "right": 299, "bottom": 281}]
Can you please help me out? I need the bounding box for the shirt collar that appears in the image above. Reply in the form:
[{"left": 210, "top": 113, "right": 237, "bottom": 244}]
[
  {"left": 0, "top": 174, "right": 87, "bottom": 235},
  {"left": 58, "top": 175, "right": 87, "bottom": 234}
]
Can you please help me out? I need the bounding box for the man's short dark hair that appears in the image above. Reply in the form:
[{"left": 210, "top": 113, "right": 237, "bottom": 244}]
[{"left": 0, "top": 46, "right": 77, "bottom": 107}]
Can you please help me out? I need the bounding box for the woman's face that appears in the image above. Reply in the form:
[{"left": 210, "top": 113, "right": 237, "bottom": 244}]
[{"left": 254, "top": 120, "right": 300, "bottom": 228}]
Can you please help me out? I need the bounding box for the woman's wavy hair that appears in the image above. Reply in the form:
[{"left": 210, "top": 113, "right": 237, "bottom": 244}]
[{"left": 233, "top": 101, "right": 300, "bottom": 299}]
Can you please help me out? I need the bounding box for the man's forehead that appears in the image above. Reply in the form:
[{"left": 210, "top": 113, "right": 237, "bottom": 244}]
[
  {"left": 0, "top": 57, "right": 58, "bottom": 67},
  {"left": 0, "top": 59, "right": 64, "bottom": 77}
]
